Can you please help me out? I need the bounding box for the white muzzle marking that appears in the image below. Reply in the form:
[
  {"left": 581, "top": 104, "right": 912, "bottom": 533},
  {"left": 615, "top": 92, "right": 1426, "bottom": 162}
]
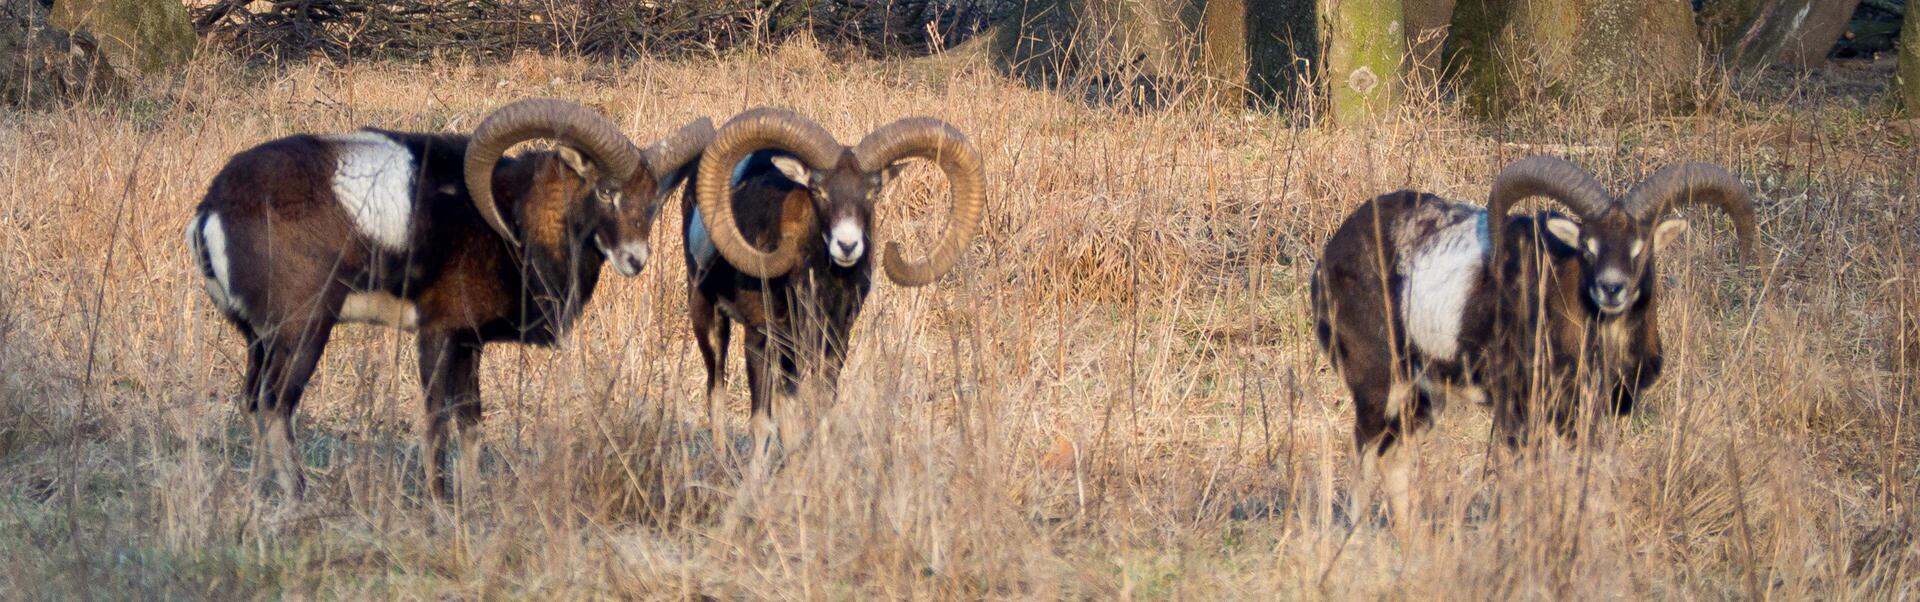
[
  {"left": 827, "top": 220, "right": 864, "bottom": 267},
  {"left": 1592, "top": 268, "right": 1634, "bottom": 314},
  {"left": 598, "top": 233, "right": 650, "bottom": 277}
]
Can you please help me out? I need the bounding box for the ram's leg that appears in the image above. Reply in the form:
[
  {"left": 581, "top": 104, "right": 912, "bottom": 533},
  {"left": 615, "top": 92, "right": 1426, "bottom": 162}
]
[
  {"left": 449, "top": 337, "right": 485, "bottom": 501},
  {"left": 1612, "top": 354, "right": 1660, "bottom": 416},
  {"left": 743, "top": 327, "right": 779, "bottom": 470},
  {"left": 773, "top": 345, "right": 803, "bottom": 450},
  {"left": 1492, "top": 383, "right": 1529, "bottom": 450},
  {"left": 1342, "top": 354, "right": 1395, "bottom": 530},
  {"left": 419, "top": 331, "right": 483, "bottom": 501},
  {"left": 691, "top": 290, "right": 732, "bottom": 452},
  {"left": 1379, "top": 387, "right": 1419, "bottom": 532},
  {"left": 252, "top": 318, "right": 334, "bottom": 502},
  {"left": 238, "top": 330, "right": 273, "bottom": 495},
  {"left": 1357, "top": 379, "right": 1423, "bottom": 530}
]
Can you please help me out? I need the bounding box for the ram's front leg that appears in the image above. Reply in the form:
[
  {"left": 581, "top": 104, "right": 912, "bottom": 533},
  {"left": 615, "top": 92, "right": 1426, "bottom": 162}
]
[
  {"left": 1611, "top": 352, "right": 1662, "bottom": 416},
  {"left": 419, "top": 330, "right": 485, "bottom": 501},
  {"left": 742, "top": 326, "right": 781, "bottom": 472}
]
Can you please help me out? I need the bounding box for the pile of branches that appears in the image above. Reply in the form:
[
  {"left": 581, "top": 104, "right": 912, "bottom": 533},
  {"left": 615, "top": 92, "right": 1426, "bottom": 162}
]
[{"left": 191, "top": 0, "right": 1009, "bottom": 63}]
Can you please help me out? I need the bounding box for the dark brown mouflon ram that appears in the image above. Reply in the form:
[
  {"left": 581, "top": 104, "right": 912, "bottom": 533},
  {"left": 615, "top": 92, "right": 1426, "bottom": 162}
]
[
  {"left": 185, "top": 98, "right": 713, "bottom": 500},
  {"left": 682, "top": 108, "right": 985, "bottom": 456},
  {"left": 1310, "top": 157, "right": 1756, "bottom": 521}
]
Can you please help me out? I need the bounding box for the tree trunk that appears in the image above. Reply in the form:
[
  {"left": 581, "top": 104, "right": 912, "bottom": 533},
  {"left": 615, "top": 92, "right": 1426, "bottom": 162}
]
[
  {"left": 989, "top": 0, "right": 1257, "bottom": 108},
  {"left": 1902, "top": 0, "right": 1919, "bottom": 114},
  {"left": 1246, "top": 0, "right": 1317, "bottom": 106},
  {"left": 1723, "top": 0, "right": 1863, "bottom": 71},
  {"left": 1199, "top": 0, "right": 1249, "bottom": 107},
  {"left": 1320, "top": 0, "right": 1405, "bottom": 125},
  {"left": 3, "top": 0, "right": 123, "bottom": 108},
  {"left": 1446, "top": 0, "right": 1700, "bottom": 117},
  {"left": 51, "top": 0, "right": 196, "bottom": 74},
  {"left": 1404, "top": 0, "right": 1456, "bottom": 83}
]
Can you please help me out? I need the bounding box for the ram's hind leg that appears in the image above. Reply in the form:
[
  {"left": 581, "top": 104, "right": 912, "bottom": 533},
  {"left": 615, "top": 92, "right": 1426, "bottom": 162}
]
[
  {"left": 1338, "top": 347, "right": 1432, "bottom": 532},
  {"left": 248, "top": 316, "right": 336, "bottom": 502},
  {"left": 691, "top": 293, "right": 732, "bottom": 453}
]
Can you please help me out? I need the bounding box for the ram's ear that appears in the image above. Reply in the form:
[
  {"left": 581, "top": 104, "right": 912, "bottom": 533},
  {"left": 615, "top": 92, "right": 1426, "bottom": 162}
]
[
  {"left": 556, "top": 146, "right": 596, "bottom": 178},
  {"left": 876, "top": 159, "right": 912, "bottom": 186},
  {"left": 1653, "top": 218, "right": 1688, "bottom": 251},
  {"left": 770, "top": 155, "right": 811, "bottom": 184},
  {"left": 1544, "top": 216, "right": 1582, "bottom": 248}
]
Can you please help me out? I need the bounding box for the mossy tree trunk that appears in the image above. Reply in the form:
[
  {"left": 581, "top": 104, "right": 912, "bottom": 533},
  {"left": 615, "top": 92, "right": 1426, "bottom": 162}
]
[
  {"left": 51, "top": 0, "right": 195, "bottom": 74},
  {"left": 1320, "top": 0, "right": 1406, "bottom": 125},
  {"left": 1902, "top": 0, "right": 1919, "bottom": 114}
]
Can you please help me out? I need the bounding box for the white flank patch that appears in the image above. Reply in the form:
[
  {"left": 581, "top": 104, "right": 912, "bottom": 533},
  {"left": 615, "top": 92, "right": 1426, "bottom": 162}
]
[
  {"left": 339, "top": 292, "right": 419, "bottom": 330},
  {"left": 328, "top": 132, "right": 416, "bottom": 250},
  {"left": 1398, "top": 210, "right": 1487, "bottom": 362},
  {"left": 197, "top": 212, "right": 243, "bottom": 317}
]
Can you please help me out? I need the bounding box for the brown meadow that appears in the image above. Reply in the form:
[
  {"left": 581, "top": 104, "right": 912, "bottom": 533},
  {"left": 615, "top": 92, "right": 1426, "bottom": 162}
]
[{"left": 1, "top": 41, "right": 1917, "bottom": 598}]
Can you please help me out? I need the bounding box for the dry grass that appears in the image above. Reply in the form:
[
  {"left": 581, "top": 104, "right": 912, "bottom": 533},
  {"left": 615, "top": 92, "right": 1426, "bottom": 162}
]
[{"left": 1, "top": 41, "right": 1917, "bottom": 598}]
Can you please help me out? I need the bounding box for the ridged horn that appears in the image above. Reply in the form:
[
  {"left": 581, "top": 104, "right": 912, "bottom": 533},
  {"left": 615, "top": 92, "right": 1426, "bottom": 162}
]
[
  {"left": 852, "top": 118, "right": 987, "bottom": 287},
  {"left": 463, "top": 98, "right": 641, "bottom": 247},
  {"left": 1619, "top": 162, "right": 1756, "bottom": 260},
  {"left": 693, "top": 107, "right": 844, "bottom": 278},
  {"left": 1486, "top": 156, "right": 1616, "bottom": 252},
  {"left": 638, "top": 117, "right": 715, "bottom": 187}
]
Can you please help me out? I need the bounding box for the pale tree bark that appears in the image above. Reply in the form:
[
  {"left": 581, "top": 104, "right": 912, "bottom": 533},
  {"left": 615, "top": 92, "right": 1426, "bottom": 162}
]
[
  {"left": 1720, "top": 0, "right": 1862, "bottom": 70},
  {"left": 1199, "top": 0, "right": 1249, "bottom": 107},
  {"left": 1447, "top": 0, "right": 1699, "bottom": 117},
  {"left": 1404, "top": 0, "right": 1456, "bottom": 84},
  {"left": 1902, "top": 0, "right": 1918, "bottom": 114},
  {"left": 989, "top": 0, "right": 1261, "bottom": 108},
  {"left": 1320, "top": 0, "right": 1406, "bottom": 125}
]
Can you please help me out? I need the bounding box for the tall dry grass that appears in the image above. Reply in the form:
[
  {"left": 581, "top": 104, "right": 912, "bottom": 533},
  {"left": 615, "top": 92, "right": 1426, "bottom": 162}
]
[{"left": 0, "top": 40, "right": 1916, "bottom": 598}]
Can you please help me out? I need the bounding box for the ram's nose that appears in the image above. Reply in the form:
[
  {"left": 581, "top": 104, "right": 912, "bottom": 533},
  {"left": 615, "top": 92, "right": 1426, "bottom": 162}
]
[
  {"left": 1592, "top": 281, "right": 1632, "bottom": 313},
  {"left": 614, "top": 243, "right": 649, "bottom": 277},
  {"left": 827, "top": 220, "right": 865, "bottom": 267}
]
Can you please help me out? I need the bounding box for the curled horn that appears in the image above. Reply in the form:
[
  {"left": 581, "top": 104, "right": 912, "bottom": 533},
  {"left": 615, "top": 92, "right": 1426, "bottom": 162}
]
[
  {"left": 1486, "top": 156, "right": 1616, "bottom": 252},
  {"left": 638, "top": 117, "right": 715, "bottom": 189},
  {"left": 464, "top": 98, "right": 641, "bottom": 247},
  {"left": 1619, "top": 162, "right": 1756, "bottom": 259},
  {"left": 693, "top": 108, "right": 844, "bottom": 278},
  {"left": 851, "top": 118, "right": 987, "bottom": 287}
]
